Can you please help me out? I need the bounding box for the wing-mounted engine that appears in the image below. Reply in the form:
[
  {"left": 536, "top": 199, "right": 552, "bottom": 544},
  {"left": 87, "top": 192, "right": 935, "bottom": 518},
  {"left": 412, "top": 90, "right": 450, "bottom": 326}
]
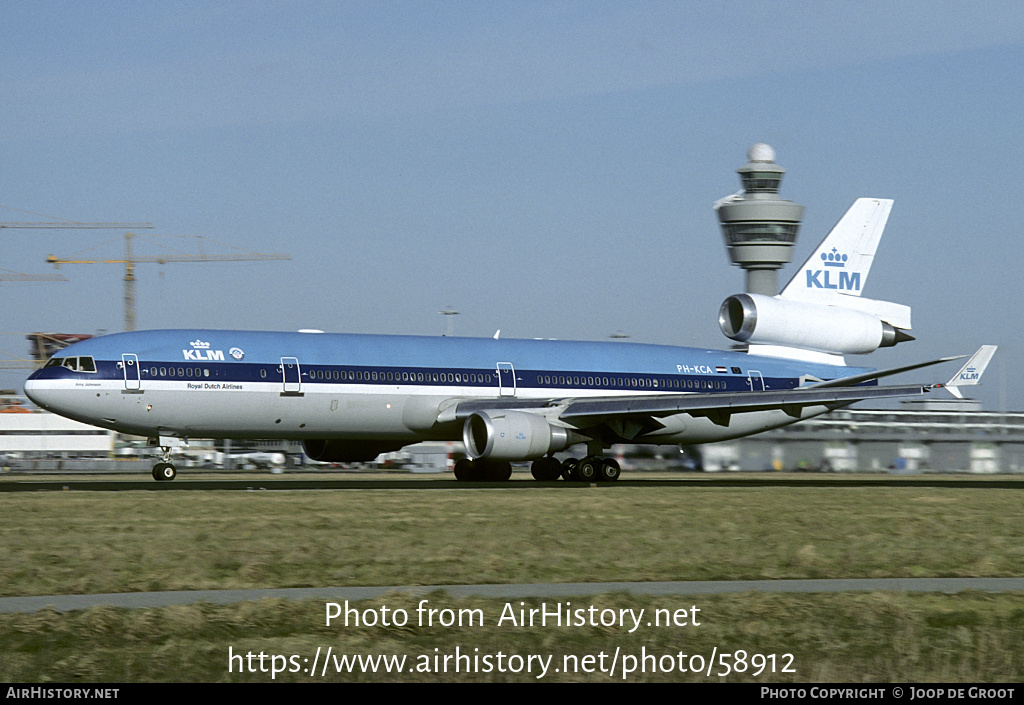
[
  {"left": 719, "top": 293, "right": 914, "bottom": 356},
  {"left": 463, "top": 410, "right": 587, "bottom": 461},
  {"left": 303, "top": 439, "right": 406, "bottom": 463}
]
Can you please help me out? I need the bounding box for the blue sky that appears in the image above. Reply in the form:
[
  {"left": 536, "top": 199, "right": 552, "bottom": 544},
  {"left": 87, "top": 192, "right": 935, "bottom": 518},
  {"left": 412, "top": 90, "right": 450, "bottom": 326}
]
[{"left": 2, "top": 1, "right": 1023, "bottom": 409}]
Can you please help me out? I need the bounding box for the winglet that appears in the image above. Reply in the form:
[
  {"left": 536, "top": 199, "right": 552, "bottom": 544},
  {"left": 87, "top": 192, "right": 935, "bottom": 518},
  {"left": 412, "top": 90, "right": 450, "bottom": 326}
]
[{"left": 942, "top": 345, "right": 997, "bottom": 398}]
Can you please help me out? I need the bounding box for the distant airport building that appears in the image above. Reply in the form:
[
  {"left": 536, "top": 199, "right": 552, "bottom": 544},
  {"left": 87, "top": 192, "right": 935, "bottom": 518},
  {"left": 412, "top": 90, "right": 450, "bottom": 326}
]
[
  {"left": 0, "top": 403, "right": 112, "bottom": 459},
  {"left": 700, "top": 403, "right": 1024, "bottom": 474},
  {"left": 715, "top": 143, "right": 805, "bottom": 296}
]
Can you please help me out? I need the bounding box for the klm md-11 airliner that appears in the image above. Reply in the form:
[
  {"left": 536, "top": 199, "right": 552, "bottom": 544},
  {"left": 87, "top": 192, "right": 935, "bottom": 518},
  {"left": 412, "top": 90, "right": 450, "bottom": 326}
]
[{"left": 24, "top": 199, "right": 994, "bottom": 481}]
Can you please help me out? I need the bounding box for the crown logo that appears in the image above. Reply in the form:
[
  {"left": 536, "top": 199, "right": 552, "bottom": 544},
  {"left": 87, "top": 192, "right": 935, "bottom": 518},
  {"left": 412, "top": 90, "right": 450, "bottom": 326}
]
[
  {"left": 190, "top": 339, "right": 211, "bottom": 349},
  {"left": 821, "top": 248, "right": 848, "bottom": 267}
]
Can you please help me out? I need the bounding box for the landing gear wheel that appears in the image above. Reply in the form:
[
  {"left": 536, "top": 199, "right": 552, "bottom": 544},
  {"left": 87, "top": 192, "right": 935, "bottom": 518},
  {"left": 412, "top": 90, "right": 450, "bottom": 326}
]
[
  {"left": 482, "top": 460, "right": 513, "bottom": 481},
  {"left": 561, "top": 458, "right": 579, "bottom": 481},
  {"left": 453, "top": 458, "right": 475, "bottom": 481},
  {"left": 576, "top": 456, "right": 600, "bottom": 482},
  {"left": 598, "top": 457, "right": 621, "bottom": 482},
  {"left": 152, "top": 462, "right": 177, "bottom": 482},
  {"left": 531, "top": 457, "right": 562, "bottom": 481}
]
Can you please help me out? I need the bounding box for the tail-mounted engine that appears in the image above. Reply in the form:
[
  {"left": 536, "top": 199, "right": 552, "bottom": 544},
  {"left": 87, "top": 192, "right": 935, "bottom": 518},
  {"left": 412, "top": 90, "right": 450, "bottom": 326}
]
[
  {"left": 463, "top": 410, "right": 586, "bottom": 461},
  {"left": 719, "top": 293, "right": 913, "bottom": 356}
]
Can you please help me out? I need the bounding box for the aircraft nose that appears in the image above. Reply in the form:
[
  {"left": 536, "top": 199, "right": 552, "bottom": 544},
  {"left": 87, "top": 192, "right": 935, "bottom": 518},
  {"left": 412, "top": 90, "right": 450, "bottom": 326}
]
[
  {"left": 24, "top": 375, "right": 48, "bottom": 409},
  {"left": 23, "top": 372, "right": 63, "bottom": 413}
]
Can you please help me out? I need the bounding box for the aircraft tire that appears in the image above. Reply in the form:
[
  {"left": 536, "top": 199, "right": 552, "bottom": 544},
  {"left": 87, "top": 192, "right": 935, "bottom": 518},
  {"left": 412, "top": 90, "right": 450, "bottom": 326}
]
[
  {"left": 483, "top": 460, "right": 513, "bottom": 482},
  {"left": 530, "top": 459, "right": 544, "bottom": 480},
  {"left": 576, "top": 456, "right": 599, "bottom": 482},
  {"left": 453, "top": 458, "right": 475, "bottom": 481},
  {"left": 598, "top": 457, "right": 621, "bottom": 482},
  {"left": 561, "top": 458, "right": 579, "bottom": 481},
  {"left": 531, "top": 457, "right": 562, "bottom": 481},
  {"left": 152, "top": 463, "right": 177, "bottom": 482}
]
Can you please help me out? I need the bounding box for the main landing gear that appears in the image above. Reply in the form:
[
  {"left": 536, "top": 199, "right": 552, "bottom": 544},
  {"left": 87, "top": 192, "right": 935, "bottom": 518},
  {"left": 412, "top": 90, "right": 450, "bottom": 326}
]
[
  {"left": 453, "top": 455, "right": 621, "bottom": 482},
  {"left": 543, "top": 456, "right": 620, "bottom": 482},
  {"left": 453, "top": 458, "right": 513, "bottom": 482}
]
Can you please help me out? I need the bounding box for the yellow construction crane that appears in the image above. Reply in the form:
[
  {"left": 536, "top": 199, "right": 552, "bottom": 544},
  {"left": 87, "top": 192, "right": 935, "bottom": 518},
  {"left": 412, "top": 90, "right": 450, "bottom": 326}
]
[
  {"left": 47, "top": 233, "right": 290, "bottom": 331},
  {"left": 0, "top": 268, "right": 65, "bottom": 283},
  {"left": 0, "top": 210, "right": 156, "bottom": 368},
  {"left": 0, "top": 208, "right": 148, "bottom": 284}
]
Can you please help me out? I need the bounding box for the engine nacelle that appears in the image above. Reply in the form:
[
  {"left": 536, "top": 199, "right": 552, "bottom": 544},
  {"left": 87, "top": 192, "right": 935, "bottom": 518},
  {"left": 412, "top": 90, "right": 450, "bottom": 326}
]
[
  {"left": 463, "top": 410, "right": 583, "bottom": 461},
  {"left": 303, "top": 439, "right": 406, "bottom": 463},
  {"left": 719, "top": 293, "right": 912, "bottom": 355}
]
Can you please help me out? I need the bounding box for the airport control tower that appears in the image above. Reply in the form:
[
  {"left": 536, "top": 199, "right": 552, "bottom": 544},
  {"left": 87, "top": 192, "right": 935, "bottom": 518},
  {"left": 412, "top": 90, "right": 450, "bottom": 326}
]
[{"left": 715, "top": 143, "right": 805, "bottom": 295}]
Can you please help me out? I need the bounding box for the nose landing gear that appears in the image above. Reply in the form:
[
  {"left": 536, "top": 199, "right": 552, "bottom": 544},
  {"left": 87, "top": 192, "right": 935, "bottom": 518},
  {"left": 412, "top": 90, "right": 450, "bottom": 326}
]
[
  {"left": 149, "top": 436, "right": 184, "bottom": 481},
  {"left": 152, "top": 460, "right": 177, "bottom": 481}
]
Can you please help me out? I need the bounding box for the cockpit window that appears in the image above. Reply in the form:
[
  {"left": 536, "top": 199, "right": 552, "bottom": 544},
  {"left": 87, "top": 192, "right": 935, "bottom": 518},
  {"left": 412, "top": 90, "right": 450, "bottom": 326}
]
[{"left": 43, "top": 356, "right": 97, "bottom": 373}]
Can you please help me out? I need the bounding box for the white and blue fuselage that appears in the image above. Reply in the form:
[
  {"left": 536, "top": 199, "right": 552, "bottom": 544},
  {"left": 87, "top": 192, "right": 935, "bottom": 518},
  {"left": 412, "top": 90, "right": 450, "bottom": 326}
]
[{"left": 24, "top": 328, "right": 872, "bottom": 450}]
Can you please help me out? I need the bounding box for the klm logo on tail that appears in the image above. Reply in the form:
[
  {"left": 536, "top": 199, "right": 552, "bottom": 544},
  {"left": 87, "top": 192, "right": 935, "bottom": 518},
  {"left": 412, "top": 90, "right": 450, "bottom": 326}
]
[{"left": 805, "top": 248, "right": 861, "bottom": 292}]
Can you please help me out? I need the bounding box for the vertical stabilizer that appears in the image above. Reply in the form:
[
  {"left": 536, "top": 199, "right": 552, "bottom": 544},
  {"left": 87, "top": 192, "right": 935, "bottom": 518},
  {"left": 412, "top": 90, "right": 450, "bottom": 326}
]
[
  {"left": 781, "top": 198, "right": 892, "bottom": 302},
  {"left": 777, "top": 198, "right": 909, "bottom": 330}
]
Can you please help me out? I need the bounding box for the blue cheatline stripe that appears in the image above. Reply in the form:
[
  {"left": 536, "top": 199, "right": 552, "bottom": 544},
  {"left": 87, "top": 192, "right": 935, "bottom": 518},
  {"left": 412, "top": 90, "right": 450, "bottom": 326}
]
[{"left": 40, "top": 359, "right": 799, "bottom": 394}]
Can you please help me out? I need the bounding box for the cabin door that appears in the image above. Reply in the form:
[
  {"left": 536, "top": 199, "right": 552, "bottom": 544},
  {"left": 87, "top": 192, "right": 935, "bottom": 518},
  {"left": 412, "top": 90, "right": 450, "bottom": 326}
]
[
  {"left": 280, "top": 357, "right": 302, "bottom": 396},
  {"left": 121, "top": 353, "right": 141, "bottom": 391},
  {"left": 747, "top": 370, "right": 765, "bottom": 391},
  {"left": 496, "top": 362, "right": 516, "bottom": 397}
]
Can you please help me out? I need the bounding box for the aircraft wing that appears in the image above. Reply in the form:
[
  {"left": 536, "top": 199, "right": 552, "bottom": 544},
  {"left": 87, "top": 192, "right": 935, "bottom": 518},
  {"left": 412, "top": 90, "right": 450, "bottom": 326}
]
[
  {"left": 558, "top": 384, "right": 926, "bottom": 422},
  {"left": 556, "top": 383, "right": 925, "bottom": 432},
  {"left": 445, "top": 383, "right": 928, "bottom": 436},
  {"left": 803, "top": 354, "right": 967, "bottom": 389}
]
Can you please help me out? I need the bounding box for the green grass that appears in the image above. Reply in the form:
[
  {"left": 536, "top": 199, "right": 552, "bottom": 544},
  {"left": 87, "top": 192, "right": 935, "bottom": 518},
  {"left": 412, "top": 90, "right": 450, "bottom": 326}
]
[
  {"left": 2, "top": 482, "right": 1023, "bottom": 681},
  {"left": 3, "top": 592, "right": 1023, "bottom": 682},
  {"left": 2, "top": 485, "right": 1023, "bottom": 596}
]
